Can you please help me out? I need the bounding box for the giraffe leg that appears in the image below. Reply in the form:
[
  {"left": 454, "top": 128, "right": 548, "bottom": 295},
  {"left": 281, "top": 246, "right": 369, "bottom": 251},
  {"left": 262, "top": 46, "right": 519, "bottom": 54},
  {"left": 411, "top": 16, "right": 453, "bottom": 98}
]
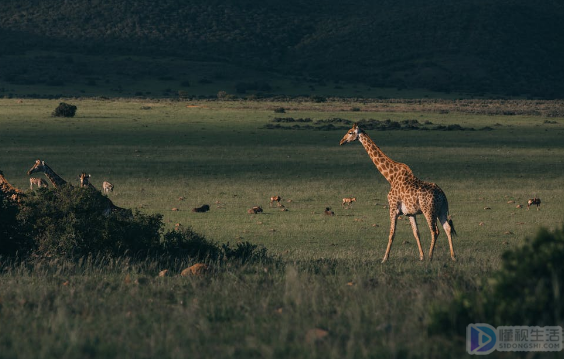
[
  {"left": 382, "top": 208, "right": 399, "bottom": 263},
  {"left": 424, "top": 213, "right": 439, "bottom": 261},
  {"left": 408, "top": 216, "right": 424, "bottom": 261},
  {"left": 439, "top": 214, "right": 456, "bottom": 261}
]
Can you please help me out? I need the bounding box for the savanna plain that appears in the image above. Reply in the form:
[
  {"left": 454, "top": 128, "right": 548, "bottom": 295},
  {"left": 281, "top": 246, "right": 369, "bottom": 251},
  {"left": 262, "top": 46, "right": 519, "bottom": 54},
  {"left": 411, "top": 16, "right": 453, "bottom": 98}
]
[{"left": 1, "top": 98, "right": 563, "bottom": 358}]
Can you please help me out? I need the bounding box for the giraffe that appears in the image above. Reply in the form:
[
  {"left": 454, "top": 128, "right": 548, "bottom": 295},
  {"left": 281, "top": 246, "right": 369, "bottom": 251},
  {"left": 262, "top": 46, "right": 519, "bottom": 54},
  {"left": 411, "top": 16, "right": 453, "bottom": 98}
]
[
  {"left": 29, "top": 177, "right": 49, "bottom": 189},
  {"left": 340, "top": 123, "right": 456, "bottom": 262},
  {"left": 79, "top": 172, "right": 97, "bottom": 190},
  {"left": 0, "top": 169, "right": 24, "bottom": 203},
  {"left": 27, "top": 159, "right": 71, "bottom": 188}
]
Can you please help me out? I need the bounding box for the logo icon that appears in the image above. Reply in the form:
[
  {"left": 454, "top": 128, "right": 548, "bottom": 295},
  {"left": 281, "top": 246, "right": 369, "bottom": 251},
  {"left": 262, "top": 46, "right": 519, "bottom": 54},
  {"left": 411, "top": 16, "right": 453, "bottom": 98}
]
[{"left": 467, "top": 323, "right": 497, "bottom": 355}]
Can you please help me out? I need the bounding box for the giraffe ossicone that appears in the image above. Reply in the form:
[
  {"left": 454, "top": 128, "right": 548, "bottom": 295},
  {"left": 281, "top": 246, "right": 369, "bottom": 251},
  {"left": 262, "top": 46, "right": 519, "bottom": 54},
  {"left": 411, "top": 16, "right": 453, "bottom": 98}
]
[{"left": 340, "top": 123, "right": 456, "bottom": 262}]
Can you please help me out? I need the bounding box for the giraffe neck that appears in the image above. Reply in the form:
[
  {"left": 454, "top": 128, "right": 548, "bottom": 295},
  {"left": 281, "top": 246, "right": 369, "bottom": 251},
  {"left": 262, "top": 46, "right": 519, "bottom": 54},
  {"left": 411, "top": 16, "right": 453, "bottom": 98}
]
[
  {"left": 43, "top": 166, "right": 68, "bottom": 188},
  {"left": 0, "top": 173, "right": 22, "bottom": 193},
  {"left": 358, "top": 132, "right": 413, "bottom": 184}
]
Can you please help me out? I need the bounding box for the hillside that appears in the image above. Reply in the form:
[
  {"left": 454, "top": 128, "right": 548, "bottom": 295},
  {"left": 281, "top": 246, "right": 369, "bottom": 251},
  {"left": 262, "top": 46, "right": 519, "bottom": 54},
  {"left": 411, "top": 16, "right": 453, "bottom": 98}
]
[{"left": 1, "top": 0, "right": 563, "bottom": 98}]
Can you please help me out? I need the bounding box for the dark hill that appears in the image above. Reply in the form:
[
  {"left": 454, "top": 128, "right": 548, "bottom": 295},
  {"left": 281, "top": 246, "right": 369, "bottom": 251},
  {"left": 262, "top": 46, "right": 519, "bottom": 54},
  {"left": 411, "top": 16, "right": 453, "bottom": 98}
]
[{"left": 1, "top": 0, "right": 563, "bottom": 98}]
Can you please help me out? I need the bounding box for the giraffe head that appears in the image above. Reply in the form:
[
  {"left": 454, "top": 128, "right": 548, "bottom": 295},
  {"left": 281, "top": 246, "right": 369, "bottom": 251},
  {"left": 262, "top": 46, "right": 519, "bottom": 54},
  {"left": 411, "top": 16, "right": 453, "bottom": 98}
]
[
  {"left": 339, "top": 123, "right": 362, "bottom": 145},
  {"left": 79, "top": 172, "right": 91, "bottom": 187},
  {"left": 27, "top": 159, "right": 46, "bottom": 175}
]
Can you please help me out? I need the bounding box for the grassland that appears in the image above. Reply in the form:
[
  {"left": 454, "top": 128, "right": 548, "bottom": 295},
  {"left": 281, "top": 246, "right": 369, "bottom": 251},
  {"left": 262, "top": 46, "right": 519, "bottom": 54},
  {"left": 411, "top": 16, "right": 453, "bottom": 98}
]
[{"left": 1, "top": 98, "right": 563, "bottom": 358}]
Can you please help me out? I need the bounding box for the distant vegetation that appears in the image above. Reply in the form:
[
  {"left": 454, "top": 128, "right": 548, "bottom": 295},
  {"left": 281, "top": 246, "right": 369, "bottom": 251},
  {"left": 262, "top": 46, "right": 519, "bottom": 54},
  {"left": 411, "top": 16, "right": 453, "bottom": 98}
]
[
  {"left": 1, "top": 0, "right": 563, "bottom": 98},
  {"left": 262, "top": 117, "right": 488, "bottom": 131},
  {"left": 51, "top": 102, "right": 77, "bottom": 117}
]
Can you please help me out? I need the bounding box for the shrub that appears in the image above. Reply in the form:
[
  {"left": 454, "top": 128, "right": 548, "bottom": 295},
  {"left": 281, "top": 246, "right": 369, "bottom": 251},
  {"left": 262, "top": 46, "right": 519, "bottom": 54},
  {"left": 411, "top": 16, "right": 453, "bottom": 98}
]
[
  {"left": 428, "top": 226, "right": 564, "bottom": 338},
  {"left": 52, "top": 102, "right": 77, "bottom": 118},
  {"left": 222, "top": 241, "right": 271, "bottom": 264},
  {"left": 0, "top": 191, "right": 32, "bottom": 257},
  {"left": 3, "top": 186, "right": 275, "bottom": 266},
  {"left": 17, "top": 186, "right": 162, "bottom": 258},
  {"left": 161, "top": 227, "right": 223, "bottom": 261},
  {"left": 162, "top": 228, "right": 275, "bottom": 264}
]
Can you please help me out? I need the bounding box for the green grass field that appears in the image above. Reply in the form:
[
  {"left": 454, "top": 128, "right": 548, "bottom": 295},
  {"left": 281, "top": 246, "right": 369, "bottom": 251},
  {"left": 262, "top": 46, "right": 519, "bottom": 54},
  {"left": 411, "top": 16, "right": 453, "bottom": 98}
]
[{"left": 1, "top": 98, "right": 563, "bottom": 358}]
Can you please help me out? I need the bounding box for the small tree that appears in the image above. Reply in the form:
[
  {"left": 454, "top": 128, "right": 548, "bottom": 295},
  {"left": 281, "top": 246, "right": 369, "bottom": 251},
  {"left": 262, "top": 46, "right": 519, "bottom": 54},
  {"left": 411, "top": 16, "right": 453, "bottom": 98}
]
[{"left": 52, "top": 102, "right": 77, "bottom": 118}]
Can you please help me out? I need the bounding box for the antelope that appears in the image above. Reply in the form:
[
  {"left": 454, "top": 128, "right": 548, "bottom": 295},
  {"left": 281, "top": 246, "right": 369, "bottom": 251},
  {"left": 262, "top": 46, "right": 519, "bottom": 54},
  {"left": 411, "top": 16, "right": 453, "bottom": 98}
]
[
  {"left": 270, "top": 195, "right": 282, "bottom": 207},
  {"left": 527, "top": 198, "right": 541, "bottom": 211},
  {"left": 342, "top": 197, "right": 356, "bottom": 208},
  {"left": 248, "top": 206, "right": 263, "bottom": 214},
  {"left": 324, "top": 207, "right": 335, "bottom": 216},
  {"left": 102, "top": 181, "right": 114, "bottom": 193},
  {"left": 29, "top": 177, "right": 49, "bottom": 190}
]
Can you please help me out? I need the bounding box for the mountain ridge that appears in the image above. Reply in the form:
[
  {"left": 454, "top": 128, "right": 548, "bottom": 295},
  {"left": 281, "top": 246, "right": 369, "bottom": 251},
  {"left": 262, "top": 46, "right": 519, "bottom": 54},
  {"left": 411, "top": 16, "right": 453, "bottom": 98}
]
[{"left": 1, "top": 0, "right": 563, "bottom": 98}]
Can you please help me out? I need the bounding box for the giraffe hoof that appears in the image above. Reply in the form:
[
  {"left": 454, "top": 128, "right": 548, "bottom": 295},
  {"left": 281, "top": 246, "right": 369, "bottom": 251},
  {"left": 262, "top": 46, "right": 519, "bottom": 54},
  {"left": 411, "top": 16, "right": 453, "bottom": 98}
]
[
  {"left": 451, "top": 257, "right": 457, "bottom": 262},
  {"left": 381, "top": 257, "right": 388, "bottom": 264},
  {"left": 419, "top": 256, "right": 424, "bottom": 261}
]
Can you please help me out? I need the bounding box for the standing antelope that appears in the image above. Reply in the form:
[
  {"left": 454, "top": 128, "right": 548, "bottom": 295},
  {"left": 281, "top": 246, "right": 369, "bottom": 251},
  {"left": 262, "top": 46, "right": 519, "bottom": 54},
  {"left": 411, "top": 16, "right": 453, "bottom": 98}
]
[
  {"left": 29, "top": 177, "right": 49, "bottom": 190},
  {"left": 270, "top": 195, "right": 282, "bottom": 207},
  {"left": 342, "top": 197, "right": 356, "bottom": 208},
  {"left": 527, "top": 197, "right": 541, "bottom": 210},
  {"left": 102, "top": 181, "right": 114, "bottom": 193}
]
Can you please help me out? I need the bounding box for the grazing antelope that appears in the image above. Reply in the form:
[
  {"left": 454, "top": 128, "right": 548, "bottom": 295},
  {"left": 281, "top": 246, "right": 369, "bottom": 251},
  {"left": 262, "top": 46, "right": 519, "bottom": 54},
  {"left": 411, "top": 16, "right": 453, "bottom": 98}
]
[
  {"left": 527, "top": 197, "right": 541, "bottom": 211},
  {"left": 342, "top": 197, "right": 356, "bottom": 208},
  {"left": 340, "top": 123, "right": 456, "bottom": 262},
  {"left": 324, "top": 207, "right": 335, "bottom": 216},
  {"left": 192, "top": 204, "right": 210, "bottom": 213},
  {"left": 270, "top": 195, "right": 282, "bottom": 207},
  {"left": 248, "top": 206, "right": 263, "bottom": 214},
  {"left": 29, "top": 177, "right": 49, "bottom": 190},
  {"left": 102, "top": 181, "right": 114, "bottom": 193}
]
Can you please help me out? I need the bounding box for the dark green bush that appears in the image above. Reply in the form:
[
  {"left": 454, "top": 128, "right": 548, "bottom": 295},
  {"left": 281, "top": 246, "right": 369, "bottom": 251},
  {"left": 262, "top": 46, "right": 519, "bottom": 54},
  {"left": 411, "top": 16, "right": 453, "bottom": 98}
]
[
  {"left": 18, "top": 186, "right": 162, "bottom": 258},
  {"left": 162, "top": 228, "right": 275, "bottom": 264},
  {"left": 2, "top": 186, "right": 275, "bottom": 266},
  {"left": 222, "top": 241, "right": 271, "bottom": 264},
  {"left": 428, "top": 226, "right": 564, "bottom": 337},
  {"left": 161, "top": 227, "right": 223, "bottom": 261},
  {"left": 52, "top": 102, "right": 77, "bottom": 117},
  {"left": 0, "top": 191, "right": 32, "bottom": 257}
]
